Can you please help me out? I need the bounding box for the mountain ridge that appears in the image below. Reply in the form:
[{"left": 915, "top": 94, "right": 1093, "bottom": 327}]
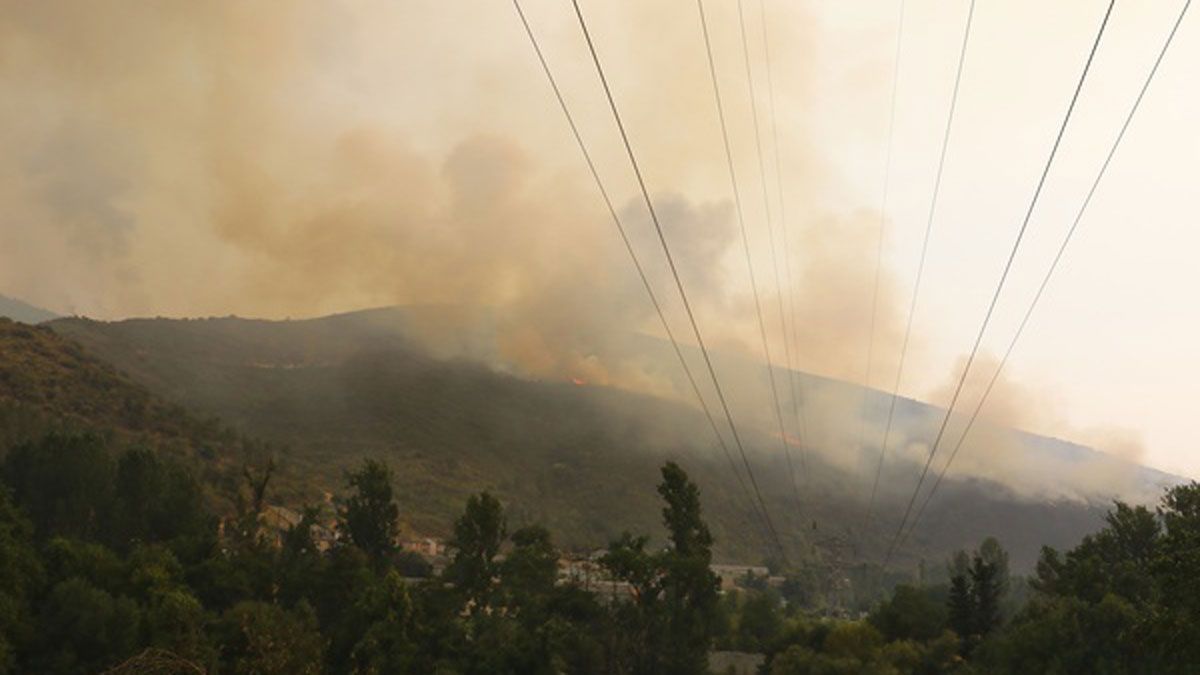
[
  {"left": 42, "top": 306, "right": 1157, "bottom": 572},
  {"left": 0, "top": 293, "right": 59, "bottom": 324},
  {"left": 0, "top": 318, "right": 263, "bottom": 514}
]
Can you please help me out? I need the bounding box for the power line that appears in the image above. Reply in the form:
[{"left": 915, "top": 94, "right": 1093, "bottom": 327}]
[
  {"left": 896, "top": 0, "right": 1192, "bottom": 555},
  {"left": 884, "top": 0, "right": 1118, "bottom": 566},
  {"left": 730, "top": 0, "right": 805, "bottom": 512},
  {"left": 509, "top": 0, "right": 777, "bottom": 555},
  {"left": 859, "top": 0, "right": 907, "bottom": 525},
  {"left": 757, "top": 0, "right": 812, "bottom": 478},
  {"left": 568, "top": 0, "right": 790, "bottom": 563},
  {"left": 865, "top": 0, "right": 977, "bottom": 532}
]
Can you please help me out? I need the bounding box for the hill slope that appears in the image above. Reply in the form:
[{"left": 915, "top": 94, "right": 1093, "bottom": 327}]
[
  {"left": 0, "top": 318, "right": 259, "bottom": 510},
  {"left": 0, "top": 294, "right": 58, "bottom": 324},
  {"left": 47, "top": 309, "right": 1150, "bottom": 571}
]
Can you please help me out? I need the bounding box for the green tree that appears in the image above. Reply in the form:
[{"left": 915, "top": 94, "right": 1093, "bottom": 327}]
[
  {"left": 214, "top": 601, "right": 324, "bottom": 675},
  {"left": 978, "top": 537, "right": 1010, "bottom": 593},
  {"left": 346, "top": 571, "right": 418, "bottom": 675},
  {"left": 338, "top": 461, "right": 400, "bottom": 563},
  {"left": 945, "top": 539, "right": 1009, "bottom": 649},
  {"left": 1153, "top": 482, "right": 1200, "bottom": 663},
  {"left": 869, "top": 584, "right": 946, "bottom": 642},
  {"left": 970, "top": 551, "right": 1003, "bottom": 638},
  {"left": 445, "top": 492, "right": 506, "bottom": 613},
  {"left": 658, "top": 462, "right": 720, "bottom": 674},
  {"left": 31, "top": 577, "right": 142, "bottom": 674},
  {"left": 497, "top": 525, "right": 597, "bottom": 674},
  {"left": 780, "top": 566, "right": 822, "bottom": 608},
  {"left": 501, "top": 525, "right": 558, "bottom": 611},
  {"left": 601, "top": 531, "right": 659, "bottom": 673},
  {"left": 2, "top": 432, "right": 114, "bottom": 541},
  {"left": 141, "top": 587, "right": 213, "bottom": 669},
  {"left": 110, "top": 447, "right": 213, "bottom": 553},
  {"left": 736, "top": 590, "right": 783, "bottom": 652},
  {"left": 947, "top": 561, "right": 974, "bottom": 642},
  {"left": 600, "top": 462, "right": 720, "bottom": 675},
  {"left": 277, "top": 505, "right": 328, "bottom": 612},
  {"left": 41, "top": 537, "right": 124, "bottom": 591},
  {"left": 312, "top": 546, "right": 379, "bottom": 669},
  {"left": 0, "top": 487, "right": 42, "bottom": 675},
  {"left": 978, "top": 593, "right": 1147, "bottom": 674},
  {"left": 978, "top": 495, "right": 1179, "bottom": 673},
  {"left": 771, "top": 621, "right": 898, "bottom": 675}
]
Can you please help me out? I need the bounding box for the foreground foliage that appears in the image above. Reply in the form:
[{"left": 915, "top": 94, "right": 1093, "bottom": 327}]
[
  {"left": 0, "top": 428, "right": 1198, "bottom": 674},
  {"left": 0, "top": 431, "right": 725, "bottom": 674}
]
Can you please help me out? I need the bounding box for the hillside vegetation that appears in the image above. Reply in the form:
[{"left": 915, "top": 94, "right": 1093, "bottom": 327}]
[
  {"left": 2, "top": 420, "right": 1197, "bottom": 673},
  {"left": 47, "top": 309, "right": 1112, "bottom": 570},
  {"left": 0, "top": 319, "right": 275, "bottom": 510}
]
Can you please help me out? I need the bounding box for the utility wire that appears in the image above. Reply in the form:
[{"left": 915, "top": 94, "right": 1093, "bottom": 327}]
[
  {"left": 866, "top": 0, "right": 977, "bottom": 532},
  {"left": 731, "top": 0, "right": 806, "bottom": 512},
  {"left": 510, "top": 0, "right": 776, "bottom": 554},
  {"left": 569, "top": 0, "right": 790, "bottom": 563},
  {"left": 896, "top": 0, "right": 1192, "bottom": 555},
  {"left": 884, "top": 0, "right": 1118, "bottom": 566},
  {"left": 756, "top": 0, "right": 812, "bottom": 479},
  {"left": 859, "top": 0, "right": 907, "bottom": 522}
]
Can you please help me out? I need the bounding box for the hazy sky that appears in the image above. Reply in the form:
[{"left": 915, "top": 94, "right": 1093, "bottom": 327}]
[{"left": 1, "top": 0, "right": 1196, "bottom": 477}]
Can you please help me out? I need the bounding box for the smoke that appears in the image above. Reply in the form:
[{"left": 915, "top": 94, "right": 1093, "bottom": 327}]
[
  {"left": 7, "top": 0, "right": 1163, "bottom": 505},
  {"left": 908, "top": 354, "right": 1163, "bottom": 503},
  {"left": 0, "top": 0, "right": 910, "bottom": 394}
]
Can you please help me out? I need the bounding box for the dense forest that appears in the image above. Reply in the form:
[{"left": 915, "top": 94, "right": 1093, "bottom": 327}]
[{"left": 2, "top": 426, "right": 1200, "bottom": 674}]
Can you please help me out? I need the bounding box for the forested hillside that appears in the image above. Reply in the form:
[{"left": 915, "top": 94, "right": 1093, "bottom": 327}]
[
  {"left": 1, "top": 420, "right": 1197, "bottom": 674},
  {"left": 0, "top": 319, "right": 286, "bottom": 511},
  {"left": 47, "top": 310, "right": 1116, "bottom": 570}
]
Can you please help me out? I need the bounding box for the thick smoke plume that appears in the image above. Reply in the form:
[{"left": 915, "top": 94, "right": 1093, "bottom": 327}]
[
  {"left": 911, "top": 354, "right": 1164, "bottom": 503},
  {"left": 0, "top": 0, "right": 905, "bottom": 388},
  {"left": 0, "top": 0, "right": 1159, "bottom": 502}
]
